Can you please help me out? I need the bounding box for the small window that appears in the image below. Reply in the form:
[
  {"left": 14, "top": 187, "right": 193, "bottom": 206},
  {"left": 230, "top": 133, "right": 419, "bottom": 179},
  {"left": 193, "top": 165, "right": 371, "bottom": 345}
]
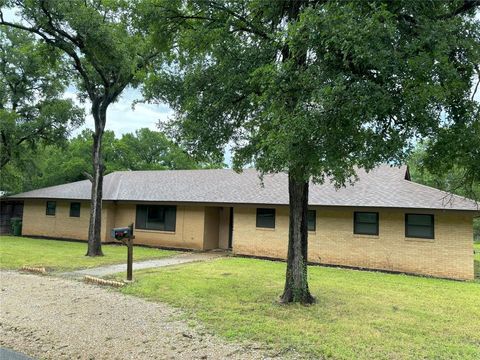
[
  {"left": 46, "top": 201, "right": 56, "bottom": 216},
  {"left": 354, "top": 212, "right": 379, "bottom": 235},
  {"left": 136, "top": 205, "right": 176, "bottom": 232},
  {"left": 69, "top": 202, "right": 81, "bottom": 217},
  {"left": 405, "top": 214, "right": 434, "bottom": 239},
  {"left": 308, "top": 210, "right": 316, "bottom": 231},
  {"left": 256, "top": 208, "right": 275, "bottom": 229}
]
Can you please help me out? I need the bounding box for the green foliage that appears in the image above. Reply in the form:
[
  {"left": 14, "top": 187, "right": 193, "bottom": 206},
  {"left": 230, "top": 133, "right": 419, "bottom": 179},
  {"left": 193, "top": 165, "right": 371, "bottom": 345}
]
[
  {"left": 1, "top": 0, "right": 173, "bottom": 251},
  {"left": 0, "top": 128, "right": 219, "bottom": 194},
  {"left": 121, "top": 257, "right": 480, "bottom": 359},
  {"left": 113, "top": 128, "right": 210, "bottom": 170},
  {"left": 143, "top": 0, "right": 479, "bottom": 185},
  {"left": 421, "top": 118, "right": 480, "bottom": 202},
  {"left": 0, "top": 236, "right": 178, "bottom": 271},
  {"left": 0, "top": 27, "right": 84, "bottom": 168},
  {"left": 408, "top": 144, "right": 480, "bottom": 199},
  {"left": 408, "top": 144, "right": 480, "bottom": 240},
  {"left": 1, "top": 0, "right": 161, "bottom": 102}
]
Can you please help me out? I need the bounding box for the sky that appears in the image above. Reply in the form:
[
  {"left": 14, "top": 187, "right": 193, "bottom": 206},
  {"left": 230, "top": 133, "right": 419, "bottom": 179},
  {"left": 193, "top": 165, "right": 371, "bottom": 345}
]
[{"left": 65, "top": 86, "right": 173, "bottom": 137}]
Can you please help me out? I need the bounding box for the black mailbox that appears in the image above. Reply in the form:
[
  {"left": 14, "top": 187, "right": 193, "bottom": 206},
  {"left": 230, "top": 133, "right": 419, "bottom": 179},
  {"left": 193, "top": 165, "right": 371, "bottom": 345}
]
[{"left": 111, "top": 227, "right": 131, "bottom": 241}]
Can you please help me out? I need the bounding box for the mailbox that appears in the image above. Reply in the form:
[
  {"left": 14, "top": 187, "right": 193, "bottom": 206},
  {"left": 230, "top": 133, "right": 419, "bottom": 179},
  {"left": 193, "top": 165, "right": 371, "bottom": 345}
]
[{"left": 111, "top": 227, "right": 131, "bottom": 241}]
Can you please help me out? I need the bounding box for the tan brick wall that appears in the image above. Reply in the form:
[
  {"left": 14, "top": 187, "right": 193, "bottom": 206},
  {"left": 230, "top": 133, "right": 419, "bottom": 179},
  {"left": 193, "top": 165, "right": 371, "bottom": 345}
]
[
  {"left": 203, "top": 206, "right": 220, "bottom": 250},
  {"left": 22, "top": 200, "right": 474, "bottom": 280},
  {"left": 22, "top": 200, "right": 207, "bottom": 249},
  {"left": 23, "top": 200, "right": 87, "bottom": 240},
  {"left": 113, "top": 203, "right": 206, "bottom": 250},
  {"left": 102, "top": 202, "right": 116, "bottom": 242},
  {"left": 233, "top": 206, "right": 289, "bottom": 259},
  {"left": 232, "top": 206, "right": 474, "bottom": 280}
]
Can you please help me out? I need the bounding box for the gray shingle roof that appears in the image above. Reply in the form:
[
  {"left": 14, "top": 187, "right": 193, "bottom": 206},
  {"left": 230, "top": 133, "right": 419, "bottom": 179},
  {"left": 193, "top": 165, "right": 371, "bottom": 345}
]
[{"left": 9, "top": 165, "right": 479, "bottom": 211}]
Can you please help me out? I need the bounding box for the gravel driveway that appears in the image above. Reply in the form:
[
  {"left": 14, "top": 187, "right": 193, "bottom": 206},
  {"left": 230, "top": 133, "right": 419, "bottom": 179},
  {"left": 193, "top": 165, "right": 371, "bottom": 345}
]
[{"left": 0, "top": 271, "right": 280, "bottom": 360}]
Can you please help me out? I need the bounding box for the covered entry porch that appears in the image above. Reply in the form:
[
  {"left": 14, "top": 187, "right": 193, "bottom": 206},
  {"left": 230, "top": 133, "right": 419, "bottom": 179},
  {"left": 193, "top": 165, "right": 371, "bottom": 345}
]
[{"left": 203, "top": 206, "right": 233, "bottom": 250}]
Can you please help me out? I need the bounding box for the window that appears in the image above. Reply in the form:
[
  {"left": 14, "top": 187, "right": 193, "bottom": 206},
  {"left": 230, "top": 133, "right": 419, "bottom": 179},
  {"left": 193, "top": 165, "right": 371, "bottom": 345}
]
[
  {"left": 136, "top": 205, "right": 176, "bottom": 232},
  {"left": 405, "top": 214, "right": 434, "bottom": 239},
  {"left": 46, "top": 201, "right": 56, "bottom": 216},
  {"left": 354, "top": 212, "right": 379, "bottom": 235},
  {"left": 69, "top": 202, "right": 81, "bottom": 217},
  {"left": 308, "top": 210, "right": 316, "bottom": 231},
  {"left": 256, "top": 208, "right": 275, "bottom": 229}
]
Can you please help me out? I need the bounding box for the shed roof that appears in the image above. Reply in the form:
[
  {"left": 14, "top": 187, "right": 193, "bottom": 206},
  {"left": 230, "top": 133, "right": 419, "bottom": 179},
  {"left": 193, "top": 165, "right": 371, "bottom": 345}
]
[{"left": 10, "top": 165, "right": 479, "bottom": 211}]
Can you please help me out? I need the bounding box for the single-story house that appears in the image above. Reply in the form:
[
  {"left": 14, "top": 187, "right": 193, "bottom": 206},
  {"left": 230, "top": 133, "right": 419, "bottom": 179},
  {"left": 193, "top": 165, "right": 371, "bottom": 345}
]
[{"left": 9, "top": 165, "right": 479, "bottom": 280}]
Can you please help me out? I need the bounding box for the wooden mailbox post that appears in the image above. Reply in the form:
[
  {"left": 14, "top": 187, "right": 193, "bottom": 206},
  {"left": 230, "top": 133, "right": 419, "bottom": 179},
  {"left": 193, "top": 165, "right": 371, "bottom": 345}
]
[{"left": 111, "top": 223, "right": 135, "bottom": 281}]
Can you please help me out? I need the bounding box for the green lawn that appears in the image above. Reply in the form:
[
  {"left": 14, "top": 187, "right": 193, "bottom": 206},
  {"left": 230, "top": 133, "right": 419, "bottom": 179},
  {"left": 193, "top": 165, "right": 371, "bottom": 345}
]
[
  {"left": 120, "top": 257, "right": 480, "bottom": 360},
  {"left": 0, "top": 236, "right": 178, "bottom": 271},
  {"left": 475, "top": 242, "right": 479, "bottom": 280}
]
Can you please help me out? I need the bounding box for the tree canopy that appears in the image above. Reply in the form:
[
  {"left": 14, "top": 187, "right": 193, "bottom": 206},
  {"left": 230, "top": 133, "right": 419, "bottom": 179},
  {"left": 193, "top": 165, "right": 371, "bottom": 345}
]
[
  {"left": 408, "top": 143, "right": 479, "bottom": 239},
  {"left": 1, "top": 0, "right": 167, "bottom": 255},
  {"left": 144, "top": 0, "right": 479, "bottom": 184},
  {"left": 0, "top": 128, "right": 212, "bottom": 195},
  {"left": 142, "top": 0, "right": 480, "bottom": 303},
  {"left": 0, "top": 26, "right": 84, "bottom": 169}
]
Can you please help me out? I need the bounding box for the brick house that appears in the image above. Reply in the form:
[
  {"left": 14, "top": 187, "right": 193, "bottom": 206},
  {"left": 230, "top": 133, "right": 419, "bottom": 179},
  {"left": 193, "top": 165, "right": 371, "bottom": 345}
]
[{"left": 9, "top": 165, "right": 479, "bottom": 280}]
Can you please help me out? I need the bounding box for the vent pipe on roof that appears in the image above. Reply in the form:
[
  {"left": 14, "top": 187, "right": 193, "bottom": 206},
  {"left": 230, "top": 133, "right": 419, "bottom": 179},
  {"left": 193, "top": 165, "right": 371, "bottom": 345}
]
[{"left": 404, "top": 166, "right": 411, "bottom": 181}]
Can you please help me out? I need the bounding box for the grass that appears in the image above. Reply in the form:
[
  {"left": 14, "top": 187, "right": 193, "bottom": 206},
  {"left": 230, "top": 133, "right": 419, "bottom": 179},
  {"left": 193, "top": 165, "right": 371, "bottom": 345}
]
[
  {"left": 120, "top": 257, "right": 480, "bottom": 360},
  {"left": 475, "top": 242, "right": 480, "bottom": 281},
  {"left": 0, "top": 236, "right": 178, "bottom": 272}
]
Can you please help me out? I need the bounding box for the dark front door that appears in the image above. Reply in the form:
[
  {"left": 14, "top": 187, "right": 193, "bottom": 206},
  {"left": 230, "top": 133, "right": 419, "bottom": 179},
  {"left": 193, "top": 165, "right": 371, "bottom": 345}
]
[{"left": 228, "top": 207, "right": 234, "bottom": 249}]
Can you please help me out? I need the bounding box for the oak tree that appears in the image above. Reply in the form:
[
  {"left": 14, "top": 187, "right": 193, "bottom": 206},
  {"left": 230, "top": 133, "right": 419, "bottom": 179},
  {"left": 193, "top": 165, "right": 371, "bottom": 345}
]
[
  {"left": 1, "top": 0, "right": 163, "bottom": 255},
  {"left": 143, "top": 0, "right": 480, "bottom": 303},
  {"left": 0, "top": 27, "right": 83, "bottom": 170}
]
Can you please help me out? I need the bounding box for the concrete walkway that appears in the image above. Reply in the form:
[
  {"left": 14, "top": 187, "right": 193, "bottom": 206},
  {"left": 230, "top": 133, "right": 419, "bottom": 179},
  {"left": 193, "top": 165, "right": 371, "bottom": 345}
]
[{"left": 62, "top": 252, "right": 225, "bottom": 278}]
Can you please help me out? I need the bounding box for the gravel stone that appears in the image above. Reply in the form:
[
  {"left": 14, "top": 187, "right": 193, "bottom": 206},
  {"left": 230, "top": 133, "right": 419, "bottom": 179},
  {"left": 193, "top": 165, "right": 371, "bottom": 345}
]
[{"left": 0, "top": 271, "right": 291, "bottom": 359}]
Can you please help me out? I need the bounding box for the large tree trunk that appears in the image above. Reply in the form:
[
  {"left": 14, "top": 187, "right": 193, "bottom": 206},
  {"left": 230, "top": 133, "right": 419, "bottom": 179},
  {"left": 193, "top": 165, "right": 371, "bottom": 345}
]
[
  {"left": 280, "top": 172, "right": 315, "bottom": 304},
  {"left": 86, "top": 103, "right": 106, "bottom": 257}
]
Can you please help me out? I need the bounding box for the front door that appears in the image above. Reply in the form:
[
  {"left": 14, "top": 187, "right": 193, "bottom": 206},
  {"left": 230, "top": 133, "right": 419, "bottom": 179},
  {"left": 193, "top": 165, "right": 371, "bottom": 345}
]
[{"left": 228, "top": 207, "right": 234, "bottom": 249}]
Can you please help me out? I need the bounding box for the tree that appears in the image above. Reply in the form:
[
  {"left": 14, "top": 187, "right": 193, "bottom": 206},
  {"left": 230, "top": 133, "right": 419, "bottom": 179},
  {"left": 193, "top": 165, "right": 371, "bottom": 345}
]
[
  {"left": 142, "top": 0, "right": 480, "bottom": 303},
  {"left": 420, "top": 116, "right": 480, "bottom": 202},
  {"left": 408, "top": 144, "right": 480, "bottom": 240},
  {"left": 115, "top": 128, "right": 204, "bottom": 170},
  {"left": 0, "top": 26, "right": 83, "bottom": 169},
  {"left": 0, "top": 128, "right": 212, "bottom": 195},
  {"left": 1, "top": 0, "right": 163, "bottom": 256}
]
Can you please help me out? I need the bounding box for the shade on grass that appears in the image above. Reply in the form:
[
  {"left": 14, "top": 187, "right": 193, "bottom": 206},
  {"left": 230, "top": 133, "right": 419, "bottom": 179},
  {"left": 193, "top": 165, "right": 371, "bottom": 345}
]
[
  {"left": 0, "top": 236, "right": 177, "bottom": 271},
  {"left": 121, "top": 257, "right": 480, "bottom": 360}
]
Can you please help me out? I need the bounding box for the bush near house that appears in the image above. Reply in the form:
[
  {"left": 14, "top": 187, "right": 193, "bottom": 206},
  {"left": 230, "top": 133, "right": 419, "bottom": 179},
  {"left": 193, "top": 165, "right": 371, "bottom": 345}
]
[{"left": 120, "top": 257, "right": 480, "bottom": 360}]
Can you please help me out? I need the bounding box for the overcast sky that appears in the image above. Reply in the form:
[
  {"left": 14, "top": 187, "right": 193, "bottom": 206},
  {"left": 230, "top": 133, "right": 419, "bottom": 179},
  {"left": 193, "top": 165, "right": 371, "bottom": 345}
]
[{"left": 66, "top": 86, "right": 172, "bottom": 137}]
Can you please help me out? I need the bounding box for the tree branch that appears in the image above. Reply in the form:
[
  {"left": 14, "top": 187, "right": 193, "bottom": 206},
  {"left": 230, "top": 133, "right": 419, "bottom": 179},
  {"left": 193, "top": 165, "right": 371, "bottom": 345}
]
[
  {"left": 1, "top": 17, "right": 99, "bottom": 100},
  {"left": 83, "top": 171, "right": 94, "bottom": 182},
  {"left": 439, "top": 0, "right": 480, "bottom": 19},
  {"left": 472, "top": 65, "right": 480, "bottom": 101},
  {"left": 207, "top": 0, "right": 271, "bottom": 40},
  {"left": 38, "top": 0, "right": 110, "bottom": 90}
]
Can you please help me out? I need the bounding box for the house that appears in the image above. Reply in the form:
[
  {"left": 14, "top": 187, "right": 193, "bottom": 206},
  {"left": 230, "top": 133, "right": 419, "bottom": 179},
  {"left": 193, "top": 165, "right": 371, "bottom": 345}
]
[{"left": 8, "top": 165, "right": 479, "bottom": 280}]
